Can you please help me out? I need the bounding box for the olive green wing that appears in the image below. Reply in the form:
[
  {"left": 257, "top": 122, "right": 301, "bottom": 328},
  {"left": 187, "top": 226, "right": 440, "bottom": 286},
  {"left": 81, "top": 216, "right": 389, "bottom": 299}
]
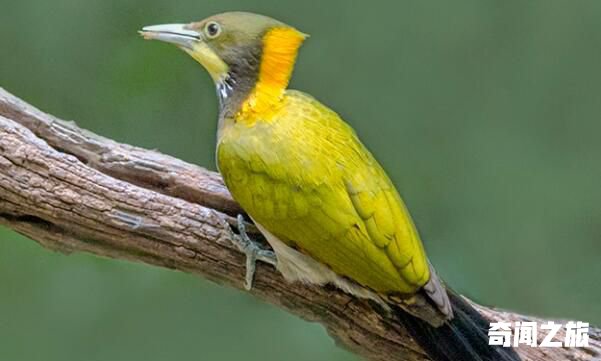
[
  {"left": 217, "top": 93, "right": 430, "bottom": 294},
  {"left": 342, "top": 146, "right": 431, "bottom": 289}
]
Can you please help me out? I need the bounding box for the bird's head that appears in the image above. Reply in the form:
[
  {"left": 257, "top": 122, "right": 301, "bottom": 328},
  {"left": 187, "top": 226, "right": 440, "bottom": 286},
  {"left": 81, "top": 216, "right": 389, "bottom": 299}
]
[{"left": 140, "top": 12, "right": 307, "bottom": 114}]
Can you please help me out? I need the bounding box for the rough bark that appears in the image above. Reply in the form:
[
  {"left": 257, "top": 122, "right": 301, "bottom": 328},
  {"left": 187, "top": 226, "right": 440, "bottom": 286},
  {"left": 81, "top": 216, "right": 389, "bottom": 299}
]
[{"left": 0, "top": 87, "right": 598, "bottom": 361}]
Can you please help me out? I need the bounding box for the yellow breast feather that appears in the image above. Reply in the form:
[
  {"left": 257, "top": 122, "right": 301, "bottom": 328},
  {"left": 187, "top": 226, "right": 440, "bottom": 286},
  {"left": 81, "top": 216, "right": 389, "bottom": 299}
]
[{"left": 218, "top": 90, "right": 429, "bottom": 294}]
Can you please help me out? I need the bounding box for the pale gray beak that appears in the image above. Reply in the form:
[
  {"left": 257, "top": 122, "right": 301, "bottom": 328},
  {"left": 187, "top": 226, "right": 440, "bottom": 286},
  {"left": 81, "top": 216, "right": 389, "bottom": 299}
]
[{"left": 139, "top": 24, "right": 201, "bottom": 50}]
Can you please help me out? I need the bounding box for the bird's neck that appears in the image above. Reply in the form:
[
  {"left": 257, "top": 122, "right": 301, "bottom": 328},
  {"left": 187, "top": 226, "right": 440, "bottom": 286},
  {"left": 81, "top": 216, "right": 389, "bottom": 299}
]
[{"left": 217, "top": 27, "right": 306, "bottom": 126}]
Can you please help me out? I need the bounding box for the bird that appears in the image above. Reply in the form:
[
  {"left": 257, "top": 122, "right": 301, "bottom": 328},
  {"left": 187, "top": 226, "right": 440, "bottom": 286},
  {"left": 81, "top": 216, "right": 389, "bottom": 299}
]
[{"left": 140, "top": 12, "right": 521, "bottom": 361}]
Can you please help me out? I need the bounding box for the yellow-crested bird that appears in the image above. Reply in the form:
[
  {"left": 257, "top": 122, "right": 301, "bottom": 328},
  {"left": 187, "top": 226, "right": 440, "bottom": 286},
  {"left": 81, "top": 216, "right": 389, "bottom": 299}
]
[{"left": 141, "top": 12, "right": 520, "bottom": 361}]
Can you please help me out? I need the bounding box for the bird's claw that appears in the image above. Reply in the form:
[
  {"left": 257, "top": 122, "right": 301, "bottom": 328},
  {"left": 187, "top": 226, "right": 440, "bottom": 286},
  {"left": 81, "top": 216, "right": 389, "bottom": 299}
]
[{"left": 231, "top": 214, "right": 277, "bottom": 290}]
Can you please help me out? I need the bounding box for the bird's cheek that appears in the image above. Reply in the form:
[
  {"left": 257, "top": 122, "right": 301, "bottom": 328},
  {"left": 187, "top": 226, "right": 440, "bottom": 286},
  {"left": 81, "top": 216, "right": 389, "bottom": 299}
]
[{"left": 186, "top": 42, "right": 229, "bottom": 82}]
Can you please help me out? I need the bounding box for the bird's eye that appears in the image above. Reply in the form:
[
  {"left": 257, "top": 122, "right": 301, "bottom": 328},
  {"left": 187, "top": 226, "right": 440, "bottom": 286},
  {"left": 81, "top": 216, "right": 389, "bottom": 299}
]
[{"left": 205, "top": 22, "right": 222, "bottom": 39}]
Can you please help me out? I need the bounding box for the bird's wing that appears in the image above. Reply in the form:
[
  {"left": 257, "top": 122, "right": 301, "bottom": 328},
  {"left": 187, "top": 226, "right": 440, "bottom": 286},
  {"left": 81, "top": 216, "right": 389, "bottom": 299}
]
[
  {"left": 343, "top": 146, "right": 431, "bottom": 289},
  {"left": 217, "top": 91, "right": 430, "bottom": 294}
]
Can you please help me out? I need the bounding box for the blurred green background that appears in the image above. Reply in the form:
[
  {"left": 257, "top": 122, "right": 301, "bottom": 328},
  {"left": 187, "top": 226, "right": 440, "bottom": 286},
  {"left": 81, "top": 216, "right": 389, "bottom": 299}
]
[{"left": 1, "top": 1, "right": 600, "bottom": 360}]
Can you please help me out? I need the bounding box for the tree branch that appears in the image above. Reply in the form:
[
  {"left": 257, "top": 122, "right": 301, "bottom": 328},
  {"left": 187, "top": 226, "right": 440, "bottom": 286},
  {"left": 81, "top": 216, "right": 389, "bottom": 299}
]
[{"left": 0, "top": 87, "right": 598, "bottom": 361}]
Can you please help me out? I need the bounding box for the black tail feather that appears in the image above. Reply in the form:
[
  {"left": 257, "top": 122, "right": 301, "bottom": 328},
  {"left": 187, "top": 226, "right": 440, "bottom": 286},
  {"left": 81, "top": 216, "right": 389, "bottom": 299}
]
[{"left": 394, "top": 290, "right": 521, "bottom": 361}]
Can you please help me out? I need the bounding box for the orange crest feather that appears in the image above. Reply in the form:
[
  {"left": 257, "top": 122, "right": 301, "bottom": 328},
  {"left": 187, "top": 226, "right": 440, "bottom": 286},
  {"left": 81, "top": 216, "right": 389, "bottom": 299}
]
[{"left": 239, "top": 27, "right": 306, "bottom": 121}]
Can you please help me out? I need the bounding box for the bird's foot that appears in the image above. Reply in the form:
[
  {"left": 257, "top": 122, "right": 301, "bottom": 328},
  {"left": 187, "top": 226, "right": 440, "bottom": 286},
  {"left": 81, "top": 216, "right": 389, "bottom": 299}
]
[{"left": 230, "top": 214, "right": 277, "bottom": 290}]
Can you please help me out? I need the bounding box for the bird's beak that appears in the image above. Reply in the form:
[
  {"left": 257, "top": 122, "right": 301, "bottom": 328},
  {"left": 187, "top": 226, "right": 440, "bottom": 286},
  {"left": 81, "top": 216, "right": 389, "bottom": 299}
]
[
  {"left": 140, "top": 22, "right": 229, "bottom": 82},
  {"left": 139, "top": 24, "right": 200, "bottom": 50}
]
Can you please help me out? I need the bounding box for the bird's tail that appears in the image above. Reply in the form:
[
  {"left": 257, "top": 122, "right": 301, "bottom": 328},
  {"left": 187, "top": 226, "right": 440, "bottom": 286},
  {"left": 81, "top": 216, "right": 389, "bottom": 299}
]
[{"left": 394, "top": 290, "right": 521, "bottom": 361}]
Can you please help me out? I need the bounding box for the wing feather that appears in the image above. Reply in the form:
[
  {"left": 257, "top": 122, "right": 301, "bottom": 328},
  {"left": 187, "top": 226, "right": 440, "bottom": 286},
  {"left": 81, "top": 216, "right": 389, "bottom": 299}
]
[{"left": 218, "top": 91, "right": 430, "bottom": 293}]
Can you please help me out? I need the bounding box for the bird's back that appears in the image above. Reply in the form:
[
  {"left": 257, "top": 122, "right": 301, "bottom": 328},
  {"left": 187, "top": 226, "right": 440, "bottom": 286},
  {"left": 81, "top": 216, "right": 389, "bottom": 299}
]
[{"left": 217, "top": 90, "right": 431, "bottom": 295}]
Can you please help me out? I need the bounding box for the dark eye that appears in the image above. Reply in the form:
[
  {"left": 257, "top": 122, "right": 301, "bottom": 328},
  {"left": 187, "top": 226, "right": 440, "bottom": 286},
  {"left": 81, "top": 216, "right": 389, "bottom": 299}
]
[{"left": 205, "top": 22, "right": 221, "bottom": 38}]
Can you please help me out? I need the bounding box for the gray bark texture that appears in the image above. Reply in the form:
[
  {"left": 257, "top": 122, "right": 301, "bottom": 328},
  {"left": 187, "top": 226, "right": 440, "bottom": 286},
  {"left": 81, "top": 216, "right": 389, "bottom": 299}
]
[{"left": 0, "top": 87, "right": 599, "bottom": 361}]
